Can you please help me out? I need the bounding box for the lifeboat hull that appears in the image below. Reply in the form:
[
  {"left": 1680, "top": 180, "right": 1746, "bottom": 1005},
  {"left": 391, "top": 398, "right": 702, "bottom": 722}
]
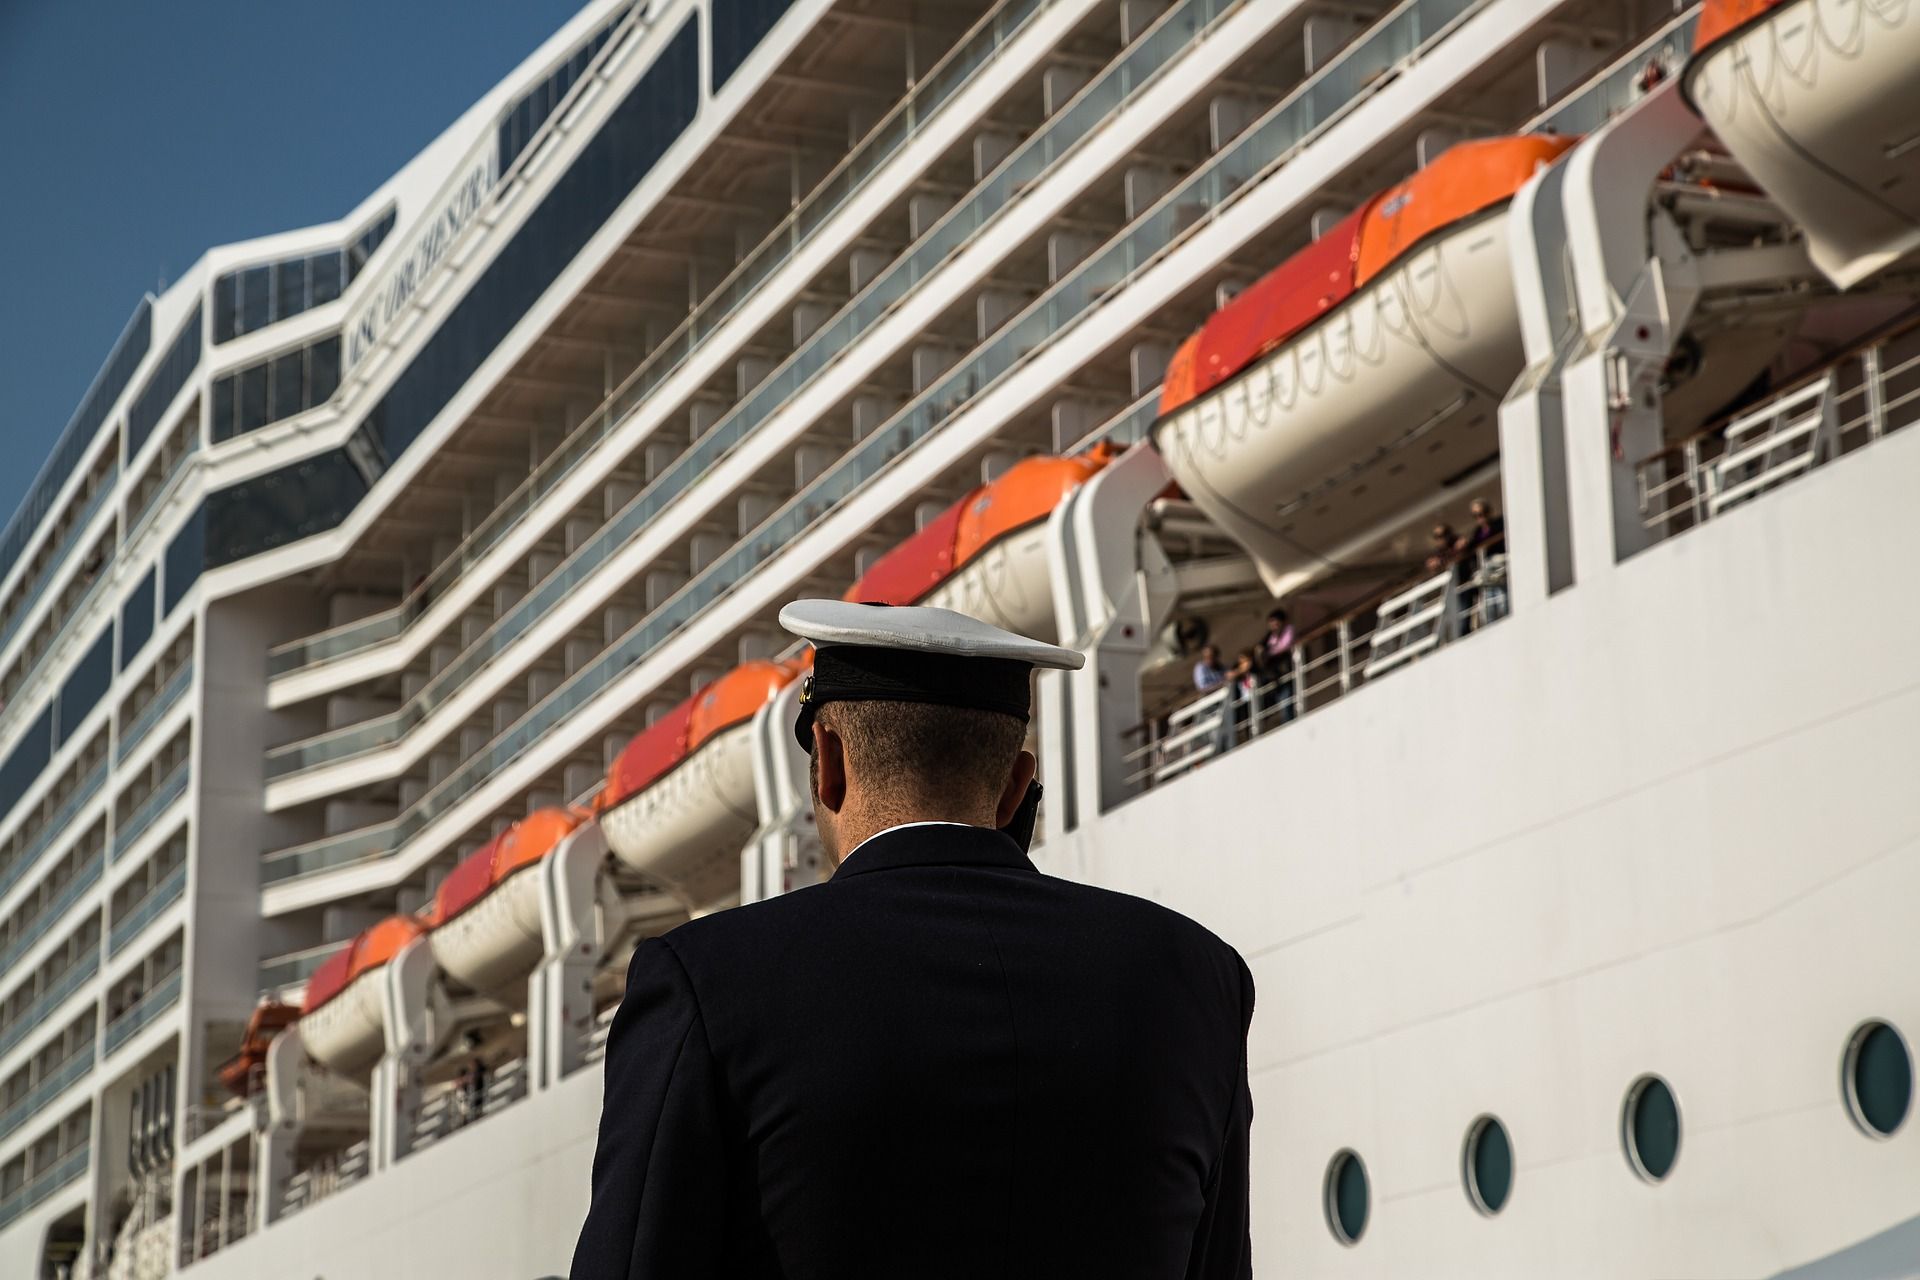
[
  {"left": 1155, "top": 210, "right": 1522, "bottom": 596},
  {"left": 920, "top": 522, "right": 1058, "bottom": 639},
  {"left": 1685, "top": 0, "right": 1920, "bottom": 288},
  {"left": 602, "top": 721, "right": 757, "bottom": 909},
  {"left": 299, "top": 971, "right": 388, "bottom": 1076},
  {"left": 429, "top": 864, "right": 545, "bottom": 999}
]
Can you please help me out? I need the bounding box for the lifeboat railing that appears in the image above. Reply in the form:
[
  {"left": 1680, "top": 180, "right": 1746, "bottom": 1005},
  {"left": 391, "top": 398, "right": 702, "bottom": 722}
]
[
  {"left": 265, "top": 0, "right": 1059, "bottom": 682},
  {"left": 1637, "top": 318, "right": 1920, "bottom": 534},
  {"left": 281, "top": 1139, "right": 370, "bottom": 1217},
  {"left": 408, "top": 1057, "right": 532, "bottom": 1155},
  {"left": 1125, "top": 551, "right": 1508, "bottom": 791},
  {"left": 260, "top": 0, "right": 1492, "bottom": 887}
]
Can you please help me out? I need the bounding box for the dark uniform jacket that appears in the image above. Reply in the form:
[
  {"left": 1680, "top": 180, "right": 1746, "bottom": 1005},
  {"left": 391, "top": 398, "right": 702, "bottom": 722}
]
[{"left": 571, "top": 821, "right": 1254, "bottom": 1279}]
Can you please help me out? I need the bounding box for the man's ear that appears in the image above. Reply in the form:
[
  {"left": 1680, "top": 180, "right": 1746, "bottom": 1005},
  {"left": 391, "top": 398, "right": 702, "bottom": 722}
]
[
  {"left": 812, "top": 721, "right": 848, "bottom": 813},
  {"left": 994, "top": 749, "right": 1038, "bottom": 829}
]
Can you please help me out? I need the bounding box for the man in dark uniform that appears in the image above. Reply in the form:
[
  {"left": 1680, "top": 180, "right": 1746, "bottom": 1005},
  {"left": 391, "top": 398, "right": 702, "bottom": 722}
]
[{"left": 572, "top": 601, "right": 1254, "bottom": 1278}]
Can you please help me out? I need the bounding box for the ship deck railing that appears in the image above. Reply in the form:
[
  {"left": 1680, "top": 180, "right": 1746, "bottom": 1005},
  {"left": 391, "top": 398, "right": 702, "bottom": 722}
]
[
  {"left": 1126, "top": 552, "right": 1508, "bottom": 792},
  {"left": 0, "top": 1141, "right": 88, "bottom": 1230},
  {"left": 261, "top": 0, "right": 1495, "bottom": 887},
  {"left": 407, "top": 1057, "right": 532, "bottom": 1156},
  {"left": 280, "top": 1138, "right": 371, "bottom": 1217},
  {"left": 1638, "top": 311, "right": 1920, "bottom": 536}
]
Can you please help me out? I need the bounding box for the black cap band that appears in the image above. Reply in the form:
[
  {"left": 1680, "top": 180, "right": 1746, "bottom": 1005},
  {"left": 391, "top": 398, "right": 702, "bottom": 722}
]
[{"left": 794, "top": 645, "right": 1032, "bottom": 751}]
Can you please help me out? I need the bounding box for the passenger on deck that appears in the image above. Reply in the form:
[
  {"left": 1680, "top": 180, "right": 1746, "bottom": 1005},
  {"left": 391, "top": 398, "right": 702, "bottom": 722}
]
[
  {"left": 1257, "top": 608, "right": 1297, "bottom": 725},
  {"left": 1192, "top": 644, "right": 1227, "bottom": 693},
  {"left": 1227, "top": 649, "right": 1258, "bottom": 738},
  {"left": 1426, "top": 523, "right": 1464, "bottom": 576},
  {"left": 1461, "top": 499, "right": 1508, "bottom": 627}
]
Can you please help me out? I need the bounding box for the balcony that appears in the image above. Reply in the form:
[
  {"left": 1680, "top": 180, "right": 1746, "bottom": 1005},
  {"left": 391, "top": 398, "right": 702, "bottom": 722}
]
[
  {"left": 0, "top": 1142, "right": 89, "bottom": 1229},
  {"left": 257, "top": 939, "right": 348, "bottom": 998},
  {"left": 0, "top": 1047, "right": 94, "bottom": 1143},
  {"left": 117, "top": 661, "right": 194, "bottom": 765},
  {"left": 0, "top": 948, "right": 100, "bottom": 1062},
  {"left": 110, "top": 865, "right": 188, "bottom": 955},
  {"left": 0, "top": 757, "right": 107, "bottom": 902},
  {"left": 0, "top": 462, "right": 118, "bottom": 660},
  {"left": 112, "top": 762, "right": 190, "bottom": 862},
  {"left": 262, "top": 0, "right": 1486, "bottom": 885},
  {"left": 103, "top": 969, "right": 182, "bottom": 1057},
  {"left": 0, "top": 854, "right": 104, "bottom": 982}
]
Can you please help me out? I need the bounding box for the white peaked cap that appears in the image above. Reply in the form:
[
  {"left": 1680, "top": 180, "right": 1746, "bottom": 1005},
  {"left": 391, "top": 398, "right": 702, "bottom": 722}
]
[{"left": 778, "top": 599, "right": 1085, "bottom": 669}]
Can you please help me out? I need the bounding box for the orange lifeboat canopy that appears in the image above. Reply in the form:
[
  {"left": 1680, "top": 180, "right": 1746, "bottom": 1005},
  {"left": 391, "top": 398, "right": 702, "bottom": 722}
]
[
  {"left": 1692, "top": 0, "right": 1783, "bottom": 53},
  {"left": 1157, "top": 134, "right": 1578, "bottom": 418},
  {"left": 846, "top": 447, "right": 1117, "bottom": 605},
  {"left": 431, "top": 807, "right": 585, "bottom": 927},
  {"left": 302, "top": 915, "right": 429, "bottom": 1016},
  {"left": 597, "top": 660, "right": 808, "bottom": 815},
  {"left": 1354, "top": 135, "right": 1578, "bottom": 285}
]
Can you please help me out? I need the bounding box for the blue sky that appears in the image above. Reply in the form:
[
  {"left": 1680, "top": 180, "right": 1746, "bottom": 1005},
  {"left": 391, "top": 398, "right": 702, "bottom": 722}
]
[{"left": 0, "top": 0, "right": 586, "bottom": 526}]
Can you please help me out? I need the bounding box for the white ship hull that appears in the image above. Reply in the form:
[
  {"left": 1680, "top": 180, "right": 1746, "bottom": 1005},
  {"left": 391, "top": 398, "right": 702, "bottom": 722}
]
[
  {"left": 1686, "top": 0, "right": 1920, "bottom": 288},
  {"left": 429, "top": 866, "right": 546, "bottom": 1000},
  {"left": 299, "top": 975, "right": 389, "bottom": 1078}
]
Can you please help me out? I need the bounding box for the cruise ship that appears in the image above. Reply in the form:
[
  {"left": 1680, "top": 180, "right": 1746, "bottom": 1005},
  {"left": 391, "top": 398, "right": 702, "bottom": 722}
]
[{"left": 1, "top": 0, "right": 1916, "bottom": 1274}]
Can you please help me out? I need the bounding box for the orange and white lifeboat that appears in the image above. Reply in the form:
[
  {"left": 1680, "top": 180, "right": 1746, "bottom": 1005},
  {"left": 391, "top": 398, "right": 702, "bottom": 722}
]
[
  {"left": 429, "top": 807, "right": 602, "bottom": 1001},
  {"left": 300, "top": 915, "right": 442, "bottom": 1076},
  {"left": 1683, "top": 0, "right": 1920, "bottom": 288},
  {"left": 597, "top": 659, "right": 807, "bottom": 910},
  {"left": 844, "top": 447, "right": 1116, "bottom": 637},
  {"left": 1153, "top": 135, "right": 1577, "bottom": 595}
]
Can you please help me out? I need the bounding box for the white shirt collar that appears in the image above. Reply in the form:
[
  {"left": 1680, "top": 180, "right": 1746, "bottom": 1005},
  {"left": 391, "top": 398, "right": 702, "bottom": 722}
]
[{"left": 842, "top": 820, "right": 982, "bottom": 862}]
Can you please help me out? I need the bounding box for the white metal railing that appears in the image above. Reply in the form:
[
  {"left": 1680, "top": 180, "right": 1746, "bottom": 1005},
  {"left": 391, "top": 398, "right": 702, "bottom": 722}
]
[
  {"left": 256, "top": 939, "right": 349, "bottom": 997},
  {"left": 0, "top": 1045, "right": 94, "bottom": 1142},
  {"left": 117, "top": 660, "right": 194, "bottom": 764},
  {"left": 409, "top": 1057, "right": 531, "bottom": 1153},
  {"left": 0, "top": 755, "right": 108, "bottom": 900},
  {"left": 0, "top": 947, "right": 100, "bottom": 1062},
  {"left": 112, "top": 761, "right": 190, "bottom": 861},
  {"left": 282, "top": 1139, "right": 371, "bottom": 1217},
  {"left": 1126, "top": 552, "right": 1508, "bottom": 792},
  {"left": 1639, "top": 320, "right": 1920, "bottom": 534},
  {"left": 583, "top": 1005, "right": 618, "bottom": 1065},
  {"left": 0, "top": 853, "right": 105, "bottom": 987},
  {"left": 110, "top": 864, "right": 188, "bottom": 955}
]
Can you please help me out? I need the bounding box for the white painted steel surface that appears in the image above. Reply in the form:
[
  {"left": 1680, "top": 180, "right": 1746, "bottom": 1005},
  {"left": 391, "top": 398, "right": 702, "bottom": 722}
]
[
  {"left": 426, "top": 868, "right": 547, "bottom": 999},
  {"left": 920, "top": 524, "right": 1060, "bottom": 640},
  {"left": 601, "top": 722, "right": 759, "bottom": 910},
  {"left": 297, "top": 974, "right": 389, "bottom": 1077},
  {"left": 1685, "top": 0, "right": 1920, "bottom": 288}
]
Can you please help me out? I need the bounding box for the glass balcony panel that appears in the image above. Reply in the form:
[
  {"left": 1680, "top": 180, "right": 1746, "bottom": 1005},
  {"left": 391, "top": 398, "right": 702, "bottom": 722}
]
[
  {"left": 117, "top": 662, "right": 195, "bottom": 765},
  {"left": 112, "top": 762, "right": 190, "bottom": 861},
  {"left": 110, "top": 864, "right": 187, "bottom": 954},
  {"left": 103, "top": 970, "right": 182, "bottom": 1056}
]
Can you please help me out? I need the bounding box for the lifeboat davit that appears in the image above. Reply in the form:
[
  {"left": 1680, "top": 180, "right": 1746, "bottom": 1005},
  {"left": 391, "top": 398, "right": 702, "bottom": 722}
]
[
  {"left": 597, "top": 659, "right": 806, "bottom": 909},
  {"left": 429, "top": 807, "right": 602, "bottom": 1001},
  {"left": 1683, "top": 0, "right": 1920, "bottom": 288},
  {"left": 218, "top": 1001, "right": 299, "bottom": 1097},
  {"left": 1152, "top": 135, "right": 1577, "bottom": 595},
  {"left": 845, "top": 446, "right": 1116, "bottom": 637},
  {"left": 300, "top": 915, "right": 445, "bottom": 1076}
]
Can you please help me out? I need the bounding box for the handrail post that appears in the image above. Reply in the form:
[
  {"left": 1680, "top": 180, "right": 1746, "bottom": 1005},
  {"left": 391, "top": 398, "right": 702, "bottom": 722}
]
[{"left": 1863, "top": 344, "right": 1887, "bottom": 441}]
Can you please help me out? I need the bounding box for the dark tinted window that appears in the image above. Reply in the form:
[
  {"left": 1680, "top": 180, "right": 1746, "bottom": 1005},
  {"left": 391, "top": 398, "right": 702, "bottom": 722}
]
[
  {"left": 119, "top": 568, "right": 156, "bottom": 671},
  {"left": 163, "top": 505, "right": 206, "bottom": 616},
  {"left": 496, "top": 8, "right": 625, "bottom": 171},
  {"left": 212, "top": 331, "right": 342, "bottom": 442},
  {"left": 0, "top": 707, "right": 55, "bottom": 825},
  {"left": 206, "top": 450, "right": 370, "bottom": 566},
  {"left": 348, "top": 206, "right": 397, "bottom": 281},
  {"left": 712, "top": 0, "right": 796, "bottom": 91},
  {"left": 310, "top": 252, "right": 344, "bottom": 306},
  {"left": 271, "top": 350, "right": 304, "bottom": 421},
  {"left": 275, "top": 259, "right": 307, "bottom": 320},
  {"left": 57, "top": 626, "right": 114, "bottom": 741},
  {"left": 371, "top": 19, "right": 697, "bottom": 463},
  {"left": 240, "top": 267, "right": 272, "bottom": 333},
  {"left": 238, "top": 363, "right": 269, "bottom": 437},
  {"left": 127, "top": 303, "right": 203, "bottom": 458},
  {"left": 309, "top": 336, "right": 341, "bottom": 402}
]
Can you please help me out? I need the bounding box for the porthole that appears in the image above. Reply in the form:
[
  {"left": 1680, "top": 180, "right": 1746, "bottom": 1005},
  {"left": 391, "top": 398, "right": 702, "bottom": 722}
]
[
  {"left": 1844, "top": 1020, "right": 1913, "bottom": 1138},
  {"left": 1462, "top": 1115, "right": 1513, "bottom": 1215},
  {"left": 1324, "top": 1149, "right": 1369, "bottom": 1245},
  {"left": 1622, "top": 1075, "right": 1681, "bottom": 1183}
]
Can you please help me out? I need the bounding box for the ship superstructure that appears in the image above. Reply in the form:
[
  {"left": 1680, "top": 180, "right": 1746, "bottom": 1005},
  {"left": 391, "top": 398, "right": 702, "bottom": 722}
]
[{"left": 1, "top": 0, "right": 1917, "bottom": 1275}]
